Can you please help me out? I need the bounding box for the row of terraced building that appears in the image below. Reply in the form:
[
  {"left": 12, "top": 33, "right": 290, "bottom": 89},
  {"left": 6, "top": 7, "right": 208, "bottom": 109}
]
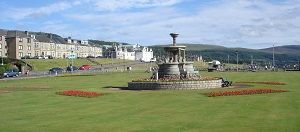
[{"left": 0, "top": 29, "right": 102, "bottom": 59}]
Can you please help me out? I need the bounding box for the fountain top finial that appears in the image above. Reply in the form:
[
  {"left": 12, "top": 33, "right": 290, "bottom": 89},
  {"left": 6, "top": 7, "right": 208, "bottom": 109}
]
[
  {"left": 170, "top": 33, "right": 179, "bottom": 46},
  {"left": 170, "top": 33, "right": 179, "bottom": 38}
]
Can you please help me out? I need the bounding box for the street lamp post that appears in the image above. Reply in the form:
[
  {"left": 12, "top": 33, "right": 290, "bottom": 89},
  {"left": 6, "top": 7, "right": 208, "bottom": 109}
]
[
  {"left": 111, "top": 51, "right": 114, "bottom": 64},
  {"left": 227, "top": 54, "right": 229, "bottom": 64},
  {"left": 236, "top": 50, "right": 239, "bottom": 71},
  {"left": 272, "top": 44, "right": 275, "bottom": 71},
  {"left": 70, "top": 51, "right": 74, "bottom": 72},
  {"left": 123, "top": 53, "right": 125, "bottom": 72}
]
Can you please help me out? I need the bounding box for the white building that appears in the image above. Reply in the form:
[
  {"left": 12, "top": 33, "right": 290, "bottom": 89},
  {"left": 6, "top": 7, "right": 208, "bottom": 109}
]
[
  {"left": 114, "top": 46, "right": 135, "bottom": 60},
  {"left": 104, "top": 44, "right": 154, "bottom": 62},
  {"left": 135, "top": 47, "right": 153, "bottom": 62}
]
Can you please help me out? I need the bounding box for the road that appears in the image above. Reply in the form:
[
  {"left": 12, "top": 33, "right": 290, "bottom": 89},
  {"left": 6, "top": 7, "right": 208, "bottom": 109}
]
[{"left": 0, "top": 61, "right": 148, "bottom": 81}]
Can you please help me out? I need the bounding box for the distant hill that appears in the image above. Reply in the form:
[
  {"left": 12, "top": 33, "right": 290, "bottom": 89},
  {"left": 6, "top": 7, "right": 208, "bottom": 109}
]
[
  {"left": 1, "top": 28, "right": 129, "bottom": 47},
  {"left": 88, "top": 39, "right": 130, "bottom": 46},
  {"left": 260, "top": 45, "right": 300, "bottom": 56},
  {"left": 150, "top": 44, "right": 300, "bottom": 67}
]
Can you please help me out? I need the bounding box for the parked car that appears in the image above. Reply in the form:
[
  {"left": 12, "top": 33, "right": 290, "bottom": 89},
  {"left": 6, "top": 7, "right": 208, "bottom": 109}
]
[
  {"left": 66, "top": 66, "right": 78, "bottom": 72},
  {"left": 49, "top": 67, "right": 64, "bottom": 74},
  {"left": 150, "top": 58, "right": 157, "bottom": 62},
  {"left": 3, "top": 69, "right": 20, "bottom": 77},
  {"left": 79, "top": 65, "right": 92, "bottom": 70},
  {"left": 86, "top": 56, "right": 95, "bottom": 58}
]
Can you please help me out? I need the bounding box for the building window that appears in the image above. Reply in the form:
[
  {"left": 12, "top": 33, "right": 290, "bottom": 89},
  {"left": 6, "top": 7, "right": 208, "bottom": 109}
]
[
  {"left": 19, "top": 45, "right": 23, "bottom": 50},
  {"left": 19, "top": 52, "right": 23, "bottom": 57},
  {"left": 35, "top": 43, "right": 39, "bottom": 48},
  {"left": 35, "top": 51, "right": 39, "bottom": 56},
  {"left": 0, "top": 43, "right": 2, "bottom": 49},
  {"left": 19, "top": 38, "right": 23, "bottom": 42},
  {"left": 28, "top": 53, "right": 31, "bottom": 56},
  {"left": 27, "top": 38, "right": 31, "bottom": 43},
  {"left": 28, "top": 45, "right": 31, "bottom": 50}
]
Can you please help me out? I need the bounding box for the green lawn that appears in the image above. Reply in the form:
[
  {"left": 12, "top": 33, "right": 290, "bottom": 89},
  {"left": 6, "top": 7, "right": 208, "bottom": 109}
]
[
  {"left": 0, "top": 71, "right": 299, "bottom": 132},
  {"left": 24, "top": 58, "right": 133, "bottom": 71}
]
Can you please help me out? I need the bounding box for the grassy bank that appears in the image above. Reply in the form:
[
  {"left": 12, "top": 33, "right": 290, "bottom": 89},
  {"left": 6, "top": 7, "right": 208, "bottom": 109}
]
[{"left": 23, "top": 58, "right": 132, "bottom": 71}]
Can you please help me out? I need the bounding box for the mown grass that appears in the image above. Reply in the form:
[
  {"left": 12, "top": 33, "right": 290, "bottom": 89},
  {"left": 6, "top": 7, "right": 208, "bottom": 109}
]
[
  {"left": 24, "top": 58, "right": 132, "bottom": 71},
  {"left": 0, "top": 71, "right": 299, "bottom": 132}
]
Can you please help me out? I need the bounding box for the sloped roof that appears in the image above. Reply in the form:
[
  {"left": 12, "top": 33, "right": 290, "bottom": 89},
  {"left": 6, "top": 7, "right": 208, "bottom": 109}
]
[
  {"left": 6, "top": 30, "right": 28, "bottom": 37},
  {"left": 0, "top": 29, "right": 7, "bottom": 36},
  {"left": 35, "top": 34, "right": 52, "bottom": 43},
  {"left": 0, "top": 28, "right": 102, "bottom": 47}
]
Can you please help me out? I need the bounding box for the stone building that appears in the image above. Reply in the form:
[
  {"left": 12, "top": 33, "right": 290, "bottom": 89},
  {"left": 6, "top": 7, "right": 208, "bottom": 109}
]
[
  {"left": 0, "top": 30, "right": 8, "bottom": 57},
  {"left": 0, "top": 29, "right": 102, "bottom": 59}
]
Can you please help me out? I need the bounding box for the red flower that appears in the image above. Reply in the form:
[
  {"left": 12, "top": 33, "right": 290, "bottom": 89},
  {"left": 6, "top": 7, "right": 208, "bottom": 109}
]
[
  {"left": 206, "top": 88, "right": 288, "bottom": 97},
  {"left": 235, "top": 81, "right": 286, "bottom": 85},
  {"left": 57, "top": 90, "right": 103, "bottom": 97}
]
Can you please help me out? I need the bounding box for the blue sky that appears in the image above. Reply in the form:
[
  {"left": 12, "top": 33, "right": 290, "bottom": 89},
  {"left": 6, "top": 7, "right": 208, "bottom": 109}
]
[{"left": 0, "top": 0, "right": 299, "bottom": 49}]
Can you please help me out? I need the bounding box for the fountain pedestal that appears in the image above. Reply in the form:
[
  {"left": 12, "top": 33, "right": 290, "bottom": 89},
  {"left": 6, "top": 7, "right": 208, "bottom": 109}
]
[{"left": 157, "top": 34, "right": 198, "bottom": 79}]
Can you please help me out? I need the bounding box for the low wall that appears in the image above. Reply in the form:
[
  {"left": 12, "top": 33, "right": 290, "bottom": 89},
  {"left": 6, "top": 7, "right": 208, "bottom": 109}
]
[{"left": 128, "top": 79, "right": 222, "bottom": 90}]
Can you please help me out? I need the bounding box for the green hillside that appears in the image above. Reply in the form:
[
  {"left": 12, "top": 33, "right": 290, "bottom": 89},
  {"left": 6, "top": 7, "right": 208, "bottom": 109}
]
[
  {"left": 150, "top": 44, "right": 300, "bottom": 66},
  {"left": 260, "top": 45, "right": 300, "bottom": 56},
  {"left": 88, "top": 40, "right": 130, "bottom": 46}
]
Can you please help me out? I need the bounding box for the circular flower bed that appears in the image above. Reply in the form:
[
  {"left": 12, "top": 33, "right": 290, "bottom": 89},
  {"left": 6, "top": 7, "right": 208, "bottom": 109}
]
[
  {"left": 235, "top": 81, "right": 286, "bottom": 85},
  {"left": 205, "top": 88, "right": 288, "bottom": 97},
  {"left": 132, "top": 76, "right": 220, "bottom": 82},
  {"left": 56, "top": 90, "right": 102, "bottom": 98}
]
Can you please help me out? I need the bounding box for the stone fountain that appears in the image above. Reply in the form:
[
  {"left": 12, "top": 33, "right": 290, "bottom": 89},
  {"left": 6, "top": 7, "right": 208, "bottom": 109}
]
[
  {"left": 128, "top": 33, "right": 222, "bottom": 90},
  {"left": 157, "top": 33, "right": 198, "bottom": 79}
]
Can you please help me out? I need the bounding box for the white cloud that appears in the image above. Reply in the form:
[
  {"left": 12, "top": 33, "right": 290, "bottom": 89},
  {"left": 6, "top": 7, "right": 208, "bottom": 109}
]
[
  {"left": 92, "top": 0, "right": 182, "bottom": 11},
  {"left": 4, "top": 1, "right": 83, "bottom": 20},
  {"left": 1, "top": 0, "right": 300, "bottom": 48},
  {"left": 67, "top": 0, "right": 300, "bottom": 48}
]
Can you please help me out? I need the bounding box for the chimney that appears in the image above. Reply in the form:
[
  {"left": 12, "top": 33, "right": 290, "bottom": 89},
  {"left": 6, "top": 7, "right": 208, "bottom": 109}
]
[{"left": 25, "top": 31, "right": 29, "bottom": 36}]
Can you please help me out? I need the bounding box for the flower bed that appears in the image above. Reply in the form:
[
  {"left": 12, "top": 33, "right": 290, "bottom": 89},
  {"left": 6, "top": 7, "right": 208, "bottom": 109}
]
[
  {"left": 57, "top": 90, "right": 102, "bottom": 97},
  {"left": 206, "top": 88, "right": 288, "bottom": 97},
  {"left": 132, "top": 76, "right": 220, "bottom": 82},
  {"left": 235, "top": 81, "right": 286, "bottom": 85}
]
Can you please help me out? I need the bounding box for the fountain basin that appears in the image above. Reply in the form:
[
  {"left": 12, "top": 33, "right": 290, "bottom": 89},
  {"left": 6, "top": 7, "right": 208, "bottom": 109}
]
[{"left": 128, "top": 79, "right": 222, "bottom": 90}]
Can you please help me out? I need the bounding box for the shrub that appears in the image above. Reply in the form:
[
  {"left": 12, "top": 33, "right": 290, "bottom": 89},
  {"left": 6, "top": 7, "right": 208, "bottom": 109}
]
[{"left": 0, "top": 66, "right": 5, "bottom": 78}]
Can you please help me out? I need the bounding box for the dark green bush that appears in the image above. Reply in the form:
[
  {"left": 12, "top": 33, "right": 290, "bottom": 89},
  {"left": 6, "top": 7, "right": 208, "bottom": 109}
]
[{"left": 0, "top": 66, "right": 5, "bottom": 78}]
